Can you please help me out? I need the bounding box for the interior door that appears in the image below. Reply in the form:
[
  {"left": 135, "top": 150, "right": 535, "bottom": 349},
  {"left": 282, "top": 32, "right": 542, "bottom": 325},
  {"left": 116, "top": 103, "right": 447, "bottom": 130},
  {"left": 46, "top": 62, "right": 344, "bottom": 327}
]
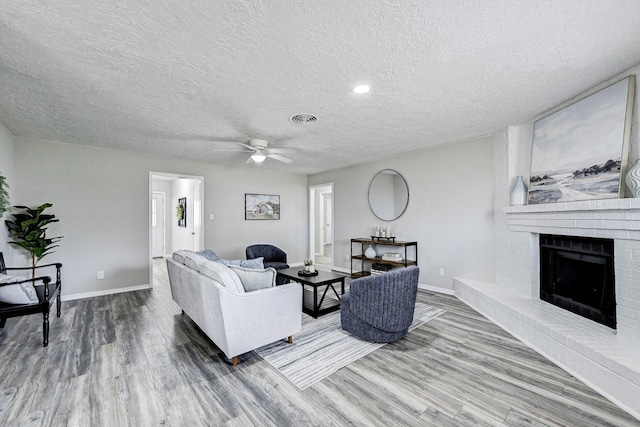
[
  {"left": 324, "top": 195, "right": 332, "bottom": 245},
  {"left": 152, "top": 192, "right": 165, "bottom": 258},
  {"left": 192, "top": 183, "right": 202, "bottom": 251}
]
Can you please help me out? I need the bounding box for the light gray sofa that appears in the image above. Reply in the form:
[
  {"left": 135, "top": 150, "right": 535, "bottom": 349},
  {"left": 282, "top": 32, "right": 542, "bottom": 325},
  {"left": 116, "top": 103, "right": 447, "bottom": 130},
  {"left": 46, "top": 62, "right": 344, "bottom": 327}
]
[{"left": 166, "top": 251, "right": 302, "bottom": 365}]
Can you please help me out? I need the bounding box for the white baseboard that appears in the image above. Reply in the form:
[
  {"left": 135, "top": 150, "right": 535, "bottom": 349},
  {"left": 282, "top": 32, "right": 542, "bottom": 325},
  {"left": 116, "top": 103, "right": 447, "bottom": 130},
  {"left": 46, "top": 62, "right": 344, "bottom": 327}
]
[
  {"left": 62, "top": 284, "right": 152, "bottom": 302},
  {"left": 321, "top": 267, "right": 455, "bottom": 297},
  {"left": 332, "top": 266, "right": 351, "bottom": 274},
  {"left": 418, "top": 283, "right": 456, "bottom": 295}
]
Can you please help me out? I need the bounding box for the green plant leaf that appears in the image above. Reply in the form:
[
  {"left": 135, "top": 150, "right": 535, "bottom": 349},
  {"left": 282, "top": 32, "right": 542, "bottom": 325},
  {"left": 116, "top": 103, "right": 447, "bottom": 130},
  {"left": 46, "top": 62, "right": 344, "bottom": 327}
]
[{"left": 5, "top": 203, "right": 62, "bottom": 265}]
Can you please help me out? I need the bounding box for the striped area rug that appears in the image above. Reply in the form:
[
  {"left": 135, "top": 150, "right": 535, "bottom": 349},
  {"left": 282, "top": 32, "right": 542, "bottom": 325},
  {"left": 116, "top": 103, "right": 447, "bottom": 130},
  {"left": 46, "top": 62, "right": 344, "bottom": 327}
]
[{"left": 254, "top": 303, "right": 445, "bottom": 390}]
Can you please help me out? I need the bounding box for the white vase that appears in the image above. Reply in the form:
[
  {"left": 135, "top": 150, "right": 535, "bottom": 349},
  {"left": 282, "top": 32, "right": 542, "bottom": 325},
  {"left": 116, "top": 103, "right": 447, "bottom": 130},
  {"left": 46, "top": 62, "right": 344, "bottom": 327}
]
[
  {"left": 364, "top": 245, "right": 376, "bottom": 259},
  {"left": 510, "top": 175, "right": 528, "bottom": 205},
  {"left": 626, "top": 160, "right": 640, "bottom": 197}
]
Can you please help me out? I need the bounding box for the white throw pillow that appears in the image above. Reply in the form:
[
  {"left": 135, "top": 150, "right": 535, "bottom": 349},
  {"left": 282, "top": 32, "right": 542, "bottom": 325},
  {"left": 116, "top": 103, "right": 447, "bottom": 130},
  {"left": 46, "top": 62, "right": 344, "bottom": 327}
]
[
  {"left": 0, "top": 274, "right": 39, "bottom": 304},
  {"left": 228, "top": 266, "right": 276, "bottom": 292},
  {"left": 198, "top": 260, "right": 245, "bottom": 294}
]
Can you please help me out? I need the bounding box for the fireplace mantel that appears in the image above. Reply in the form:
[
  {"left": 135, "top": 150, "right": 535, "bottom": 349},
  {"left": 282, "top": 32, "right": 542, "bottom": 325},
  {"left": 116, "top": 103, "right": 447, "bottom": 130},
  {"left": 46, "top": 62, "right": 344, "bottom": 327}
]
[
  {"left": 501, "top": 198, "right": 640, "bottom": 240},
  {"left": 503, "top": 197, "right": 640, "bottom": 214}
]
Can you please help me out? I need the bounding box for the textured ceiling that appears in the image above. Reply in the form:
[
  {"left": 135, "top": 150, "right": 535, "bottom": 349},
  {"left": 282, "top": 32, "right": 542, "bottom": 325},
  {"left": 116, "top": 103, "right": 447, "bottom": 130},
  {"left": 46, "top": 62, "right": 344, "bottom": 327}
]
[{"left": 2, "top": 1, "right": 640, "bottom": 175}]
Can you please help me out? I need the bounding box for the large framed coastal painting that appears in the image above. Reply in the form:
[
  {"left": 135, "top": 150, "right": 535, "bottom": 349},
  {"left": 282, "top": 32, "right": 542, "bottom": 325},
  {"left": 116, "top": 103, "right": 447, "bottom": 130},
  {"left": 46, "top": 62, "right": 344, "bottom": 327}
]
[{"left": 528, "top": 76, "right": 635, "bottom": 204}]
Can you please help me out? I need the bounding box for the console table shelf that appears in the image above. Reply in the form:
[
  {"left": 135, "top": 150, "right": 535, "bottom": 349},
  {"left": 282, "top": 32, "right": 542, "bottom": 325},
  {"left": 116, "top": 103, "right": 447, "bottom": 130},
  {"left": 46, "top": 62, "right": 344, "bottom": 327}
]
[{"left": 350, "top": 238, "right": 417, "bottom": 278}]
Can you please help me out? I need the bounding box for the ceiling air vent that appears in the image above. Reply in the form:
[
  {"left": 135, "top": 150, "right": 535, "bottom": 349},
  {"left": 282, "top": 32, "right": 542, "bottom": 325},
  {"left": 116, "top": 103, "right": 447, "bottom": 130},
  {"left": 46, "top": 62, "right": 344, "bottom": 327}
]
[{"left": 290, "top": 113, "right": 317, "bottom": 124}]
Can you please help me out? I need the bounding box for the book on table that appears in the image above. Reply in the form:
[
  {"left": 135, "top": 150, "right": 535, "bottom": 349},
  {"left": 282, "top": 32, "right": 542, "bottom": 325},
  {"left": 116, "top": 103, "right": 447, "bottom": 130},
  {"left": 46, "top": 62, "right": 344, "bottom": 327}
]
[{"left": 382, "top": 253, "right": 402, "bottom": 262}]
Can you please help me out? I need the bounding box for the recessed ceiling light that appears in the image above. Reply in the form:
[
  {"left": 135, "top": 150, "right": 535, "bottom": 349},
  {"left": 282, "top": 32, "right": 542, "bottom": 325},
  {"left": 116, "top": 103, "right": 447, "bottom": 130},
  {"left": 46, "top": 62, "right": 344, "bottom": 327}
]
[{"left": 352, "top": 84, "right": 370, "bottom": 94}]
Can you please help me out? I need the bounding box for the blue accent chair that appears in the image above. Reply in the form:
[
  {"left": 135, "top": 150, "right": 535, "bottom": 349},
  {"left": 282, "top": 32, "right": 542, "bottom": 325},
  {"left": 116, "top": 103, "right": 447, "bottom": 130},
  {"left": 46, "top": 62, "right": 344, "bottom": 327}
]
[
  {"left": 246, "top": 244, "right": 289, "bottom": 285},
  {"left": 341, "top": 266, "right": 419, "bottom": 343}
]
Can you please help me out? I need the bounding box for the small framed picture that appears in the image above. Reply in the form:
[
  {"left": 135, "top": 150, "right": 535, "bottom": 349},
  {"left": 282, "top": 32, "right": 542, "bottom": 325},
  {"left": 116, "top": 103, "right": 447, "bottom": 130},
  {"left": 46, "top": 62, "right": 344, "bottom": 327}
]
[
  {"left": 245, "top": 193, "right": 280, "bottom": 220},
  {"left": 177, "top": 197, "right": 187, "bottom": 227}
]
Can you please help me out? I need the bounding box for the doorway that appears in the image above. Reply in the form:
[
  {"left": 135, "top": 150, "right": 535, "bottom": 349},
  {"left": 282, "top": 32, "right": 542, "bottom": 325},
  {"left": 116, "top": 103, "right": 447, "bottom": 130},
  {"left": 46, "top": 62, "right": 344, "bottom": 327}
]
[
  {"left": 149, "top": 172, "right": 204, "bottom": 287},
  {"left": 309, "top": 183, "right": 333, "bottom": 268}
]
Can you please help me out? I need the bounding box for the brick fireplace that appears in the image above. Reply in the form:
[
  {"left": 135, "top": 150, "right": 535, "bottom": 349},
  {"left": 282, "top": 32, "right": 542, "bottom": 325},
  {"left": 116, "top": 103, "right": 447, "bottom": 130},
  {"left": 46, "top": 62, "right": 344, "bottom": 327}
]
[
  {"left": 454, "top": 127, "right": 640, "bottom": 420},
  {"left": 502, "top": 199, "right": 640, "bottom": 339}
]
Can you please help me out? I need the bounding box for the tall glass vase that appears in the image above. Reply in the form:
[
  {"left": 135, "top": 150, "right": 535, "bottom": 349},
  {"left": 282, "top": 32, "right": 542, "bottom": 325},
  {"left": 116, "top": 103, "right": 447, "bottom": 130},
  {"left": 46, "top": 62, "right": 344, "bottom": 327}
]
[
  {"left": 510, "top": 175, "right": 528, "bottom": 205},
  {"left": 626, "top": 160, "right": 640, "bottom": 197}
]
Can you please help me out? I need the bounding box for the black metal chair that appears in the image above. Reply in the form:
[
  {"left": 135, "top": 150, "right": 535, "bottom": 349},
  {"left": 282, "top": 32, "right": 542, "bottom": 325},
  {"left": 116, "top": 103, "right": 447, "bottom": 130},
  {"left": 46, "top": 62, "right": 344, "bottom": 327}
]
[
  {"left": 246, "top": 244, "right": 289, "bottom": 285},
  {"left": 0, "top": 252, "right": 62, "bottom": 346}
]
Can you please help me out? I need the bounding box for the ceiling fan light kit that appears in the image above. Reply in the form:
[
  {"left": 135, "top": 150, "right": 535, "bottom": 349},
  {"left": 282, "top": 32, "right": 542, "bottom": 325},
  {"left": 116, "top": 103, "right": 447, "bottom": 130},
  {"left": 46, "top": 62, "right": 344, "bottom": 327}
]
[{"left": 251, "top": 153, "right": 267, "bottom": 163}]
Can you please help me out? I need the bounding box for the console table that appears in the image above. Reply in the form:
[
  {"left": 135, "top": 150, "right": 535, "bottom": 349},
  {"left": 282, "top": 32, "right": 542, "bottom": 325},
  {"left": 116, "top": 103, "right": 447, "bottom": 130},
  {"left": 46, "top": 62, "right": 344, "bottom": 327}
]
[{"left": 350, "top": 238, "right": 417, "bottom": 278}]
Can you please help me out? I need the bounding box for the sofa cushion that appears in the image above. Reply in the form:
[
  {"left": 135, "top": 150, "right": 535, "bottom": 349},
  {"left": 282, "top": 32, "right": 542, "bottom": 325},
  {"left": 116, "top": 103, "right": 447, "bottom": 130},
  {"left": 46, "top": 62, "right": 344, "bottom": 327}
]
[
  {"left": 172, "top": 250, "right": 191, "bottom": 264},
  {"left": 0, "top": 274, "right": 39, "bottom": 304},
  {"left": 197, "top": 249, "right": 220, "bottom": 261},
  {"left": 228, "top": 266, "right": 276, "bottom": 292},
  {"left": 198, "top": 260, "right": 245, "bottom": 294},
  {"left": 218, "top": 257, "right": 264, "bottom": 269}
]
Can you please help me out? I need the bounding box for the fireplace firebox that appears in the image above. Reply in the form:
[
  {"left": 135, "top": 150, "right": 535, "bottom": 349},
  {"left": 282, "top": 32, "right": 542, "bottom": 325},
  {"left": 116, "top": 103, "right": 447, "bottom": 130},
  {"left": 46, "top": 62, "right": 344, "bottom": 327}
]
[{"left": 539, "top": 234, "right": 616, "bottom": 329}]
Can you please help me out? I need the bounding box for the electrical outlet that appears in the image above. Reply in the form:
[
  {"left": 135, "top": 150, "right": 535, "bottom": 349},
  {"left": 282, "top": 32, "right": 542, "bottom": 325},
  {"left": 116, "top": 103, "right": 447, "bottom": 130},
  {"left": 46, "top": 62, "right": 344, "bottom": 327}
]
[
  {"left": 439, "top": 268, "right": 445, "bottom": 277},
  {"left": 97, "top": 271, "right": 104, "bottom": 280}
]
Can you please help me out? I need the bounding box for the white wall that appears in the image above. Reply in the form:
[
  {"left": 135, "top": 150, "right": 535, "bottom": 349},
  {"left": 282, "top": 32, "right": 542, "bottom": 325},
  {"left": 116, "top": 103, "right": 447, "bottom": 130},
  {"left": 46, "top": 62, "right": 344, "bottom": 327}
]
[
  {"left": 13, "top": 137, "right": 308, "bottom": 298},
  {"left": 309, "top": 136, "right": 495, "bottom": 291},
  {"left": 0, "top": 123, "right": 15, "bottom": 264}
]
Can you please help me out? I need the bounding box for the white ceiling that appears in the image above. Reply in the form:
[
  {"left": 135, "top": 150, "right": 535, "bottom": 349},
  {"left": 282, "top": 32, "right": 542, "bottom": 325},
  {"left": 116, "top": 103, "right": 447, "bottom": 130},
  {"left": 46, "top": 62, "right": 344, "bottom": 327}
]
[{"left": 2, "top": 1, "right": 640, "bottom": 175}]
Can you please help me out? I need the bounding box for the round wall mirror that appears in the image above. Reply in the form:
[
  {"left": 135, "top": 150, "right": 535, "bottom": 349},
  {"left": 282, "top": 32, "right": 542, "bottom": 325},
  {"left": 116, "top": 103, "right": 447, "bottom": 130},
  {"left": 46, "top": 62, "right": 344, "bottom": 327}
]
[{"left": 368, "top": 169, "right": 409, "bottom": 221}]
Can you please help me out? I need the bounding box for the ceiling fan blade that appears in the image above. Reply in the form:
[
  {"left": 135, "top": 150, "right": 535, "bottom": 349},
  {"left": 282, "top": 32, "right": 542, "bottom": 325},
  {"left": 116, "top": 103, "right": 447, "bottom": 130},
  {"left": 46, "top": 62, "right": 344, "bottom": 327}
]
[
  {"left": 267, "top": 153, "right": 293, "bottom": 164},
  {"left": 238, "top": 142, "right": 256, "bottom": 151},
  {"left": 266, "top": 148, "right": 296, "bottom": 154}
]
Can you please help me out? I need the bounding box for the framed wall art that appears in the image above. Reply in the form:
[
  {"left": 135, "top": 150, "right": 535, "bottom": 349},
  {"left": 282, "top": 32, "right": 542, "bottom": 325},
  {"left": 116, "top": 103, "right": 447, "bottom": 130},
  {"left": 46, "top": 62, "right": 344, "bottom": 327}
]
[
  {"left": 245, "top": 193, "right": 280, "bottom": 220},
  {"left": 528, "top": 75, "right": 635, "bottom": 204},
  {"left": 177, "top": 197, "right": 187, "bottom": 227}
]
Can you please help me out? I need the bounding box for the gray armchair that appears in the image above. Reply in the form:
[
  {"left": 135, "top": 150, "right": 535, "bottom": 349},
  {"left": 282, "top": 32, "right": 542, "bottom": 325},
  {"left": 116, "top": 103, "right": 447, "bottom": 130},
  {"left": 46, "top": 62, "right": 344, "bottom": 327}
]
[{"left": 341, "top": 266, "right": 419, "bottom": 343}]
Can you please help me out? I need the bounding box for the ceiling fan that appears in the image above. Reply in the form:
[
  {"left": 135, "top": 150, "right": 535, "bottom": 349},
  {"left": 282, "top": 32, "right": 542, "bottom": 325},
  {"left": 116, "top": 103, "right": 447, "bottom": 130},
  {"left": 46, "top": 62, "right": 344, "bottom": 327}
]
[{"left": 235, "top": 139, "right": 295, "bottom": 164}]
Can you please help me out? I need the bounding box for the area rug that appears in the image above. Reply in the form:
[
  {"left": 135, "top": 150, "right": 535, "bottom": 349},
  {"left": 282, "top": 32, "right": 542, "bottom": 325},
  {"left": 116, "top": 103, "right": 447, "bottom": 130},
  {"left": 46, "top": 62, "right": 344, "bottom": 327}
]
[{"left": 254, "top": 303, "right": 445, "bottom": 390}]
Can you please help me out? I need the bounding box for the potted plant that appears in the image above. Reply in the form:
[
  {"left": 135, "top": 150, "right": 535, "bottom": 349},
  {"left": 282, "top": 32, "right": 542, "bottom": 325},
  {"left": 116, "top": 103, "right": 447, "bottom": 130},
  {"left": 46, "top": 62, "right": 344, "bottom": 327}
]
[
  {"left": 304, "top": 258, "right": 315, "bottom": 273},
  {"left": 5, "top": 203, "right": 63, "bottom": 277},
  {"left": 0, "top": 172, "right": 9, "bottom": 217}
]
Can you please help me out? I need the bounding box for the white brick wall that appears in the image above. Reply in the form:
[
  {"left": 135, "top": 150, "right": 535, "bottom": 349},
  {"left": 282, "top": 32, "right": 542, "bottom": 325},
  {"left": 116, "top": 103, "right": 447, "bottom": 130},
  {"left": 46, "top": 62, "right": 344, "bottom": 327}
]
[{"left": 459, "top": 129, "right": 640, "bottom": 419}]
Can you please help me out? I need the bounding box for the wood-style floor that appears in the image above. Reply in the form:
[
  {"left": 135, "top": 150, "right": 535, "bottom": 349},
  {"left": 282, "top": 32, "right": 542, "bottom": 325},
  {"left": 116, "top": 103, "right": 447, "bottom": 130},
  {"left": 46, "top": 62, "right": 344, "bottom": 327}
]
[{"left": 1, "top": 259, "right": 638, "bottom": 426}]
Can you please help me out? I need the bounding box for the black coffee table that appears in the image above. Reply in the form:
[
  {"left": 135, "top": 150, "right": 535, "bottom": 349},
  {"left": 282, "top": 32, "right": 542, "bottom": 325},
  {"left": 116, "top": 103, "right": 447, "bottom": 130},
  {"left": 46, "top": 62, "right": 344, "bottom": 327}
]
[{"left": 277, "top": 268, "right": 346, "bottom": 318}]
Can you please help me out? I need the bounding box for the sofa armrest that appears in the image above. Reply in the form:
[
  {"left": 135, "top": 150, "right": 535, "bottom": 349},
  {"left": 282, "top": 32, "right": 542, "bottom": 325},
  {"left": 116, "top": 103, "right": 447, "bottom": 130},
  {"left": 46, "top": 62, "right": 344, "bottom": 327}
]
[{"left": 219, "top": 282, "right": 302, "bottom": 356}]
